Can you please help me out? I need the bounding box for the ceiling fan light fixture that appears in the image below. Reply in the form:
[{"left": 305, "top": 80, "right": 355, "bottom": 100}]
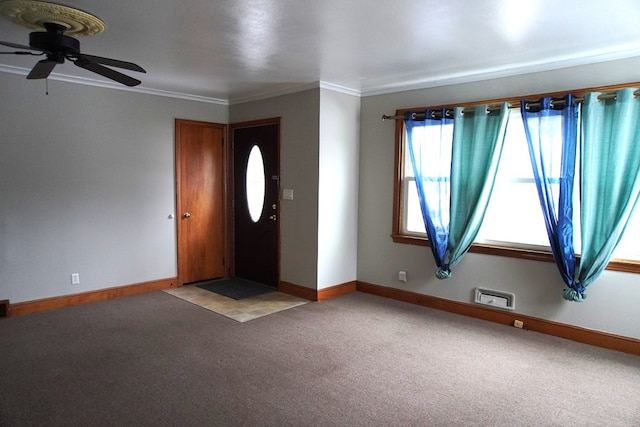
[{"left": 0, "top": 0, "right": 106, "bottom": 36}]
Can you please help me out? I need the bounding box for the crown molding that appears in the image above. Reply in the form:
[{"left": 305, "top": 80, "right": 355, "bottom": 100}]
[
  {"left": 6, "top": 43, "right": 639, "bottom": 104},
  {"left": 0, "top": 64, "right": 229, "bottom": 105},
  {"left": 228, "top": 81, "right": 361, "bottom": 105},
  {"left": 318, "top": 81, "right": 361, "bottom": 97},
  {"left": 1, "top": 64, "right": 362, "bottom": 105},
  {"left": 227, "top": 82, "right": 320, "bottom": 105},
  {"left": 360, "top": 45, "right": 640, "bottom": 97}
]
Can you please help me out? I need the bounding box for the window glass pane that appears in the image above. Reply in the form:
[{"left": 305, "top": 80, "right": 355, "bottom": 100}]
[
  {"left": 404, "top": 178, "right": 427, "bottom": 234},
  {"left": 498, "top": 112, "right": 535, "bottom": 180},
  {"left": 403, "top": 122, "right": 454, "bottom": 180},
  {"left": 477, "top": 110, "right": 549, "bottom": 247},
  {"left": 612, "top": 208, "right": 640, "bottom": 260},
  {"left": 246, "top": 145, "right": 265, "bottom": 223},
  {"left": 404, "top": 139, "right": 415, "bottom": 179},
  {"left": 402, "top": 120, "right": 453, "bottom": 237},
  {"left": 477, "top": 181, "right": 549, "bottom": 247}
]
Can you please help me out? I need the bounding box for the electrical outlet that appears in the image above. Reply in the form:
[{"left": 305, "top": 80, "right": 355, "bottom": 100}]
[
  {"left": 71, "top": 273, "right": 80, "bottom": 285},
  {"left": 513, "top": 319, "right": 524, "bottom": 329},
  {"left": 398, "top": 271, "right": 407, "bottom": 282}
]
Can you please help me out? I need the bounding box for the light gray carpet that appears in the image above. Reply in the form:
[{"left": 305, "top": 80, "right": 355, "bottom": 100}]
[{"left": 0, "top": 291, "right": 638, "bottom": 426}]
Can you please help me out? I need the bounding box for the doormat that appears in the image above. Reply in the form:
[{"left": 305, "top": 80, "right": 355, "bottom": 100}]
[{"left": 196, "top": 278, "right": 275, "bottom": 300}]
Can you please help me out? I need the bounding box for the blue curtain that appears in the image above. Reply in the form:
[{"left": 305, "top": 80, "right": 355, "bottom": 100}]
[
  {"left": 521, "top": 95, "right": 580, "bottom": 298},
  {"left": 405, "top": 104, "right": 509, "bottom": 278},
  {"left": 576, "top": 88, "right": 640, "bottom": 299},
  {"left": 405, "top": 109, "right": 453, "bottom": 274}
]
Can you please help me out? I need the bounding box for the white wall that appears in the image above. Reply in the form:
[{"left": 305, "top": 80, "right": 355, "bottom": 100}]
[
  {"left": 317, "top": 88, "right": 360, "bottom": 289},
  {"left": 229, "top": 89, "right": 321, "bottom": 289},
  {"left": 358, "top": 57, "right": 640, "bottom": 339},
  {"left": 0, "top": 73, "right": 227, "bottom": 303}
]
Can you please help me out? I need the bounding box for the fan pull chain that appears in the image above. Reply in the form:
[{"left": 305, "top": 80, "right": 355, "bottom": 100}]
[{"left": 46, "top": 78, "right": 48, "bottom": 96}]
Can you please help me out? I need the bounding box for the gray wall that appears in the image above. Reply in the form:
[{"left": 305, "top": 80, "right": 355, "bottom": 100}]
[
  {"left": 229, "top": 88, "right": 360, "bottom": 289},
  {"left": 229, "top": 89, "right": 321, "bottom": 289},
  {"left": 3, "top": 56, "right": 639, "bottom": 340},
  {"left": 0, "top": 72, "right": 227, "bottom": 303},
  {"left": 358, "top": 57, "right": 640, "bottom": 339},
  {"left": 229, "top": 88, "right": 361, "bottom": 291}
]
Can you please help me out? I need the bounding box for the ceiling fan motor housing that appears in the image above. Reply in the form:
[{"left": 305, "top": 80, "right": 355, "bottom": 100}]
[{"left": 29, "top": 23, "right": 79, "bottom": 62}]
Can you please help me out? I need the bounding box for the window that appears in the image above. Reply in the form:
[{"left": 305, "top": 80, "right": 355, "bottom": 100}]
[
  {"left": 402, "top": 120, "right": 453, "bottom": 236},
  {"left": 393, "top": 101, "right": 640, "bottom": 272},
  {"left": 246, "top": 144, "right": 266, "bottom": 222},
  {"left": 475, "top": 109, "right": 559, "bottom": 250}
]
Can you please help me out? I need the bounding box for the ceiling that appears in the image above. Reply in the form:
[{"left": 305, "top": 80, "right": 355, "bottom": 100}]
[{"left": 2, "top": 0, "right": 640, "bottom": 104}]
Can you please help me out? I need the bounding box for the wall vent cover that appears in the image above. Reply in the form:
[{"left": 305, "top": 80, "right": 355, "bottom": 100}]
[{"left": 474, "top": 288, "right": 515, "bottom": 310}]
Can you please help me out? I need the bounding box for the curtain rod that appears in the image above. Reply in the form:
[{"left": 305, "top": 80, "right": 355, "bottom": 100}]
[{"left": 381, "top": 91, "right": 638, "bottom": 121}]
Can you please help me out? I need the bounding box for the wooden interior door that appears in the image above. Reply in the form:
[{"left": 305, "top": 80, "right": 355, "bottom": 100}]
[
  {"left": 231, "top": 119, "right": 280, "bottom": 287},
  {"left": 176, "top": 119, "right": 227, "bottom": 285}
]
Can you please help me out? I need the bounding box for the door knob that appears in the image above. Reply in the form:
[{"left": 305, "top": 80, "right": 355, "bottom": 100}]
[{"left": 183, "top": 212, "right": 191, "bottom": 218}]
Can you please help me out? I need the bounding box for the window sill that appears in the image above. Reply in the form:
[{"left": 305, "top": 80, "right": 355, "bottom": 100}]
[{"left": 391, "top": 234, "right": 640, "bottom": 274}]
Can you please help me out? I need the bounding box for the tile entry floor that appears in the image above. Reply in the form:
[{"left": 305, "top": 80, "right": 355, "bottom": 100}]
[{"left": 164, "top": 285, "right": 309, "bottom": 322}]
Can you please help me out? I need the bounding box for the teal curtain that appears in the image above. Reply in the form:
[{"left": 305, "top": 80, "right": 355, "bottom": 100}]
[
  {"left": 446, "top": 104, "right": 510, "bottom": 273},
  {"left": 574, "top": 88, "right": 640, "bottom": 299}
]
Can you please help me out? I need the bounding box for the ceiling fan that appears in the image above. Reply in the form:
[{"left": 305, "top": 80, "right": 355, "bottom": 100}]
[{"left": 0, "top": 0, "right": 145, "bottom": 86}]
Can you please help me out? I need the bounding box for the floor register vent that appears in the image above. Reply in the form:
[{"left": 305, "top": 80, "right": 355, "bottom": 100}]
[{"left": 474, "top": 288, "right": 515, "bottom": 310}]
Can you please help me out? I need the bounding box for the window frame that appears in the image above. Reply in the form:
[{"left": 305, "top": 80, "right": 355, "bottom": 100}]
[{"left": 391, "top": 83, "right": 640, "bottom": 274}]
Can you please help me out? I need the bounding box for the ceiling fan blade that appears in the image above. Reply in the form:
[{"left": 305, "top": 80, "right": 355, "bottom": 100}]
[
  {"left": 0, "top": 40, "right": 44, "bottom": 51},
  {"left": 27, "top": 60, "right": 57, "bottom": 79},
  {"left": 78, "top": 53, "right": 146, "bottom": 73},
  {"left": 0, "top": 51, "right": 45, "bottom": 56},
  {"left": 74, "top": 60, "right": 141, "bottom": 87}
]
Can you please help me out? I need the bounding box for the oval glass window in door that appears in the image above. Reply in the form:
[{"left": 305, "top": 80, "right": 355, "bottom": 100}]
[{"left": 246, "top": 144, "right": 266, "bottom": 222}]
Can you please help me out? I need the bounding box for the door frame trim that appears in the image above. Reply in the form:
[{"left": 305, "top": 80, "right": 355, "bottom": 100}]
[
  {"left": 175, "top": 118, "right": 229, "bottom": 286},
  {"left": 229, "top": 117, "right": 281, "bottom": 283}
]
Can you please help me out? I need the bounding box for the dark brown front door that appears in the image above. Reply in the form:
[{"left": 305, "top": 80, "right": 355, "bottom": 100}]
[
  {"left": 176, "top": 119, "right": 226, "bottom": 285},
  {"left": 231, "top": 119, "right": 279, "bottom": 287}
]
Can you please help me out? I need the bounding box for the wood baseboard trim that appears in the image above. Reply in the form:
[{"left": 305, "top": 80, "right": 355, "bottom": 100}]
[
  {"left": 357, "top": 281, "right": 640, "bottom": 356},
  {"left": 318, "top": 281, "right": 357, "bottom": 301},
  {"left": 278, "top": 280, "right": 358, "bottom": 301},
  {"left": 279, "top": 281, "right": 317, "bottom": 301},
  {"left": 9, "top": 277, "right": 178, "bottom": 317}
]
